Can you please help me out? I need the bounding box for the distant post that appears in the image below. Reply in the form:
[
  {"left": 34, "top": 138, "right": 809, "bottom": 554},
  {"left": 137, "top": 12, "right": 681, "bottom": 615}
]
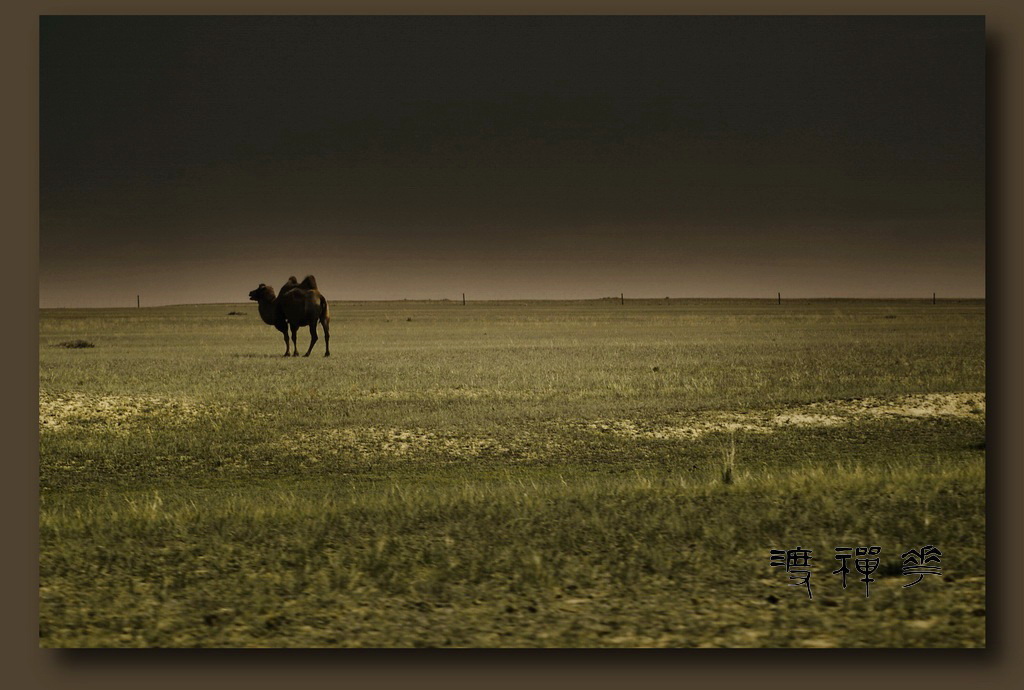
[
  {"left": 621, "top": 293, "right": 624, "bottom": 305},
  {"left": 462, "top": 293, "right": 466, "bottom": 306},
  {"left": 137, "top": 294, "right": 140, "bottom": 309},
  {"left": 778, "top": 292, "right": 781, "bottom": 305},
  {"left": 933, "top": 292, "right": 936, "bottom": 305}
]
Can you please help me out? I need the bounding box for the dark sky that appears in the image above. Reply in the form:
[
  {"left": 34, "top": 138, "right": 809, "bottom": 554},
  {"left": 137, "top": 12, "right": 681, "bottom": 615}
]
[{"left": 39, "top": 16, "right": 985, "bottom": 306}]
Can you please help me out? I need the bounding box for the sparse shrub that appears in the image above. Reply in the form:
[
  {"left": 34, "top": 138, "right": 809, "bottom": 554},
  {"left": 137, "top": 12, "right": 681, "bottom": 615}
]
[
  {"left": 720, "top": 434, "right": 737, "bottom": 485},
  {"left": 227, "top": 311, "right": 246, "bottom": 316},
  {"left": 55, "top": 339, "right": 95, "bottom": 349}
]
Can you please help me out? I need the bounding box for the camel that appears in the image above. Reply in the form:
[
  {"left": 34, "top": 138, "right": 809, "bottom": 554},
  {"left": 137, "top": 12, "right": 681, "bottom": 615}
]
[{"left": 248, "top": 275, "right": 331, "bottom": 357}]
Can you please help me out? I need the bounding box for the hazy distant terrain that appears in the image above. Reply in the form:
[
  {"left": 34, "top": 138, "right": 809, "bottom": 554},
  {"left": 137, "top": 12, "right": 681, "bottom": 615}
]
[{"left": 38, "top": 300, "right": 985, "bottom": 647}]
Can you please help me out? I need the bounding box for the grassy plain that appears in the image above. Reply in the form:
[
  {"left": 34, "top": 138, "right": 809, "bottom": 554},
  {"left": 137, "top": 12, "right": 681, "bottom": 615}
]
[{"left": 39, "top": 299, "right": 986, "bottom": 647}]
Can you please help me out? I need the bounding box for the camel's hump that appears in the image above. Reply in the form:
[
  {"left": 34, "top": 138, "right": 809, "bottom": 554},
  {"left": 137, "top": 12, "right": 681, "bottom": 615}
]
[
  {"left": 299, "top": 275, "right": 318, "bottom": 290},
  {"left": 279, "top": 277, "right": 300, "bottom": 295}
]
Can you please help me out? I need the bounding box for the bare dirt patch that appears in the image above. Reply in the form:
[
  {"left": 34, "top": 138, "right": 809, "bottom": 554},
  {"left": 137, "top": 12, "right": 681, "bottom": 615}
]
[
  {"left": 582, "top": 392, "right": 985, "bottom": 442},
  {"left": 843, "top": 392, "right": 986, "bottom": 420},
  {"left": 39, "top": 392, "right": 214, "bottom": 435},
  {"left": 265, "top": 392, "right": 985, "bottom": 463},
  {"left": 349, "top": 387, "right": 518, "bottom": 402}
]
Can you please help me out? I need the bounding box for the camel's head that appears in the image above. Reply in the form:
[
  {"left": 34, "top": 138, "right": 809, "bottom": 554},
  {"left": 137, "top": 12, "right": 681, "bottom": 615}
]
[{"left": 248, "top": 283, "right": 275, "bottom": 302}]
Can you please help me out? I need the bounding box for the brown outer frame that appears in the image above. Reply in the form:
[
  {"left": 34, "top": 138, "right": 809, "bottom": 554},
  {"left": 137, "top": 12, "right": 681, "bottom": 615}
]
[{"left": 4, "top": 2, "right": 1021, "bottom": 688}]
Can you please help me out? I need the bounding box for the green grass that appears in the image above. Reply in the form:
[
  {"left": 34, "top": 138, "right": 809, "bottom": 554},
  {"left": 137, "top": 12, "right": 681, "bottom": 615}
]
[{"left": 39, "top": 299, "right": 985, "bottom": 647}]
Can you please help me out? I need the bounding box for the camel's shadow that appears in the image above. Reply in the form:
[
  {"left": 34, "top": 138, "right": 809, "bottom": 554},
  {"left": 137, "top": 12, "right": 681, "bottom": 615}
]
[{"left": 232, "top": 353, "right": 301, "bottom": 359}]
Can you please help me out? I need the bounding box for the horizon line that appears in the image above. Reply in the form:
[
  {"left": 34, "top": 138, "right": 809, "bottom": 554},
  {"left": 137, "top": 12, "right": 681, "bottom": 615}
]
[{"left": 38, "top": 296, "right": 987, "bottom": 310}]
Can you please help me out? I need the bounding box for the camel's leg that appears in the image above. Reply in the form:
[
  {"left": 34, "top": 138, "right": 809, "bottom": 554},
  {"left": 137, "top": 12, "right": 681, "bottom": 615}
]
[
  {"left": 304, "top": 321, "right": 318, "bottom": 357},
  {"left": 321, "top": 316, "right": 330, "bottom": 357},
  {"left": 290, "top": 324, "right": 300, "bottom": 357},
  {"left": 279, "top": 325, "right": 290, "bottom": 356}
]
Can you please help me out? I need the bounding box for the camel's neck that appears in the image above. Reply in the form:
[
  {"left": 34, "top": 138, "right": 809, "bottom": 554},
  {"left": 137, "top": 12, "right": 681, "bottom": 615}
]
[{"left": 257, "top": 296, "right": 278, "bottom": 325}]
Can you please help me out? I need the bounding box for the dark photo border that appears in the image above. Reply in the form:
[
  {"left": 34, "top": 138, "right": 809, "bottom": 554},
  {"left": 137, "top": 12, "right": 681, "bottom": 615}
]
[{"left": 5, "top": 1, "right": 1021, "bottom": 688}]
